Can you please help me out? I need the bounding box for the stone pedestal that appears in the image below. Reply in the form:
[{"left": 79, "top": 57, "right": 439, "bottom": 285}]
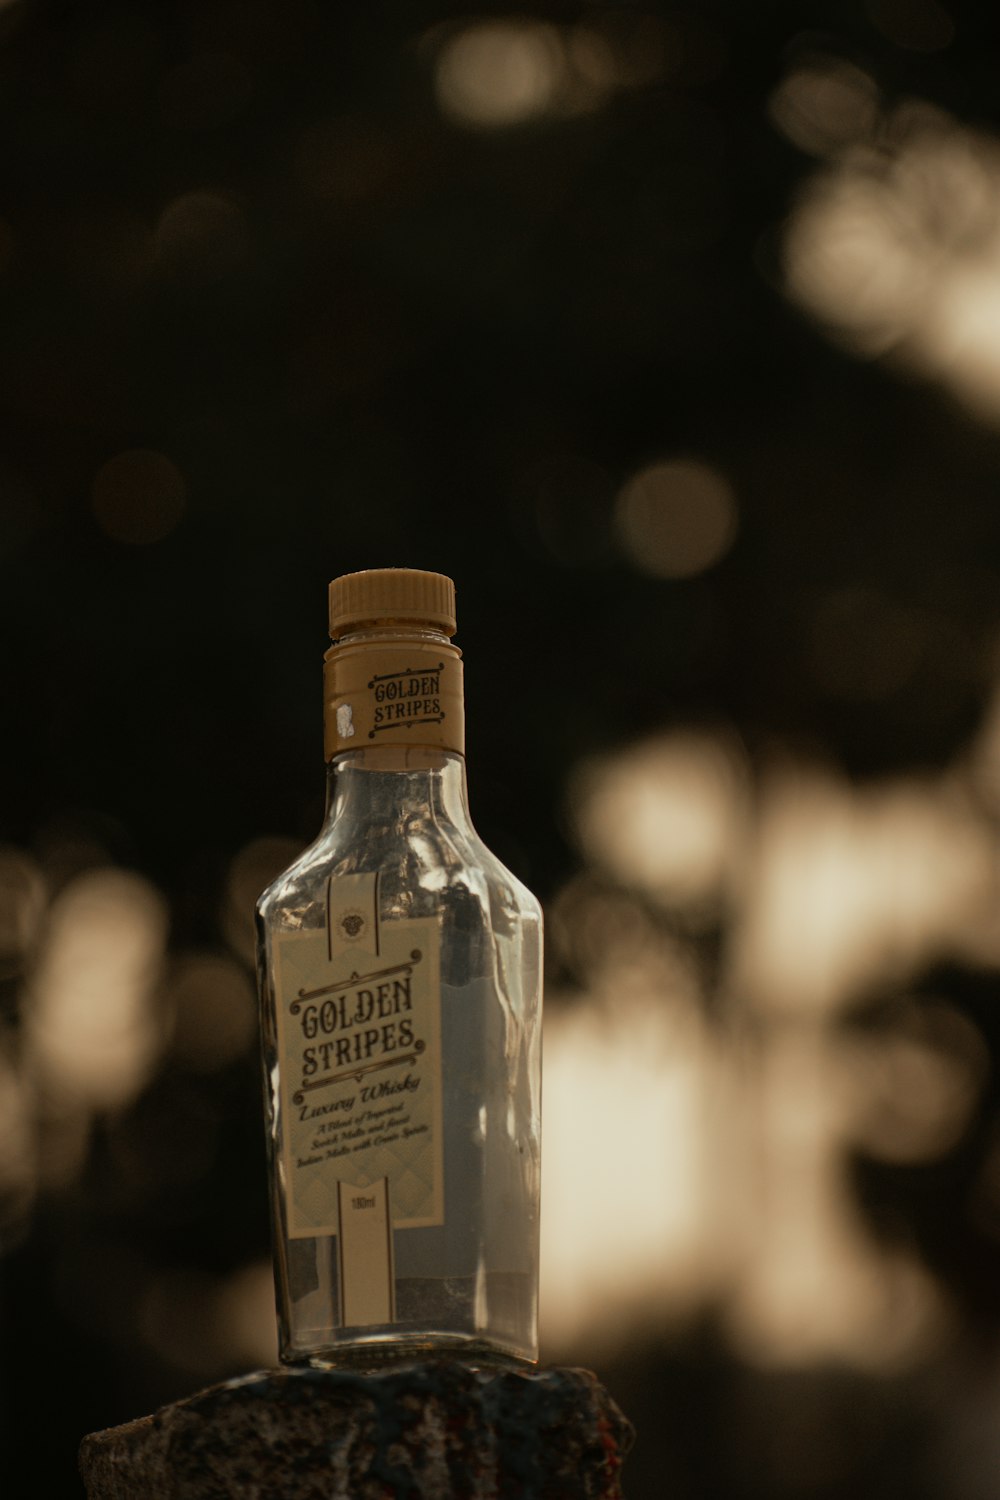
[{"left": 78, "top": 1360, "right": 634, "bottom": 1498}]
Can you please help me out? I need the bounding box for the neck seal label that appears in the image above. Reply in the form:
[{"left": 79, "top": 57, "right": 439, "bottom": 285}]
[{"left": 324, "top": 637, "right": 464, "bottom": 758}]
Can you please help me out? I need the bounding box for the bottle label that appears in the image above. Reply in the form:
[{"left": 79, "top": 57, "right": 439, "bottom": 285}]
[
  {"left": 272, "top": 872, "right": 444, "bottom": 1242},
  {"left": 323, "top": 639, "right": 465, "bottom": 758}
]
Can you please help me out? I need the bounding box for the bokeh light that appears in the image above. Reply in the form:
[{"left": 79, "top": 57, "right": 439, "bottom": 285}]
[
  {"left": 769, "top": 56, "right": 878, "bottom": 158},
  {"left": 434, "top": 21, "right": 566, "bottom": 129},
  {"left": 541, "top": 987, "right": 718, "bottom": 1355},
  {"left": 430, "top": 12, "right": 675, "bottom": 129},
  {"left": 842, "top": 1001, "right": 988, "bottom": 1165},
  {"left": 27, "top": 868, "right": 168, "bottom": 1109},
  {"left": 732, "top": 766, "right": 1000, "bottom": 1017},
  {"left": 614, "top": 458, "right": 738, "bottom": 579},
  {"left": 783, "top": 98, "right": 1000, "bottom": 426},
  {"left": 153, "top": 190, "right": 250, "bottom": 283},
  {"left": 91, "top": 448, "right": 186, "bottom": 546},
  {"left": 546, "top": 688, "right": 1000, "bottom": 1371},
  {"left": 166, "top": 951, "right": 257, "bottom": 1073},
  {"left": 570, "top": 731, "right": 749, "bottom": 913},
  {"left": 722, "top": 1024, "right": 951, "bottom": 1370}
]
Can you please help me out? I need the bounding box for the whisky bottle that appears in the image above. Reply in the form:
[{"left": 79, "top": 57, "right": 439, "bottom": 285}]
[{"left": 256, "top": 568, "right": 543, "bottom": 1368}]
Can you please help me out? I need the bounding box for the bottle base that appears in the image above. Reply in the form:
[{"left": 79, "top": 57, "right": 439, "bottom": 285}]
[{"left": 282, "top": 1331, "right": 537, "bottom": 1374}]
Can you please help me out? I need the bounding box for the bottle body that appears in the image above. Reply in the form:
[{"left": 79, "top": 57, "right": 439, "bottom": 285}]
[{"left": 256, "top": 746, "right": 542, "bottom": 1367}]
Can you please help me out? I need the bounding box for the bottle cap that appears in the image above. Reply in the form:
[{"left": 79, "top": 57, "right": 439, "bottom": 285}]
[{"left": 329, "top": 568, "right": 457, "bottom": 639}]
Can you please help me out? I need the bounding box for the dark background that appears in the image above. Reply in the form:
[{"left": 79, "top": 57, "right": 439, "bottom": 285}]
[{"left": 3, "top": 0, "right": 1000, "bottom": 1495}]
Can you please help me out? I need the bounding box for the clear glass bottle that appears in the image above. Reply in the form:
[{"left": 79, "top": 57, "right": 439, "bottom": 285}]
[{"left": 256, "top": 568, "right": 543, "bottom": 1369}]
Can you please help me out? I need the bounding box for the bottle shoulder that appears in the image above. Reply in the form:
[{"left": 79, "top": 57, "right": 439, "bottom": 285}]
[
  {"left": 255, "top": 833, "right": 328, "bottom": 921},
  {"left": 470, "top": 838, "right": 542, "bottom": 922},
  {"left": 256, "top": 813, "right": 541, "bottom": 927}
]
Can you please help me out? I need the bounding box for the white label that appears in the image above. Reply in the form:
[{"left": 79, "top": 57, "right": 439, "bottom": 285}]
[{"left": 273, "top": 872, "right": 444, "bottom": 1240}]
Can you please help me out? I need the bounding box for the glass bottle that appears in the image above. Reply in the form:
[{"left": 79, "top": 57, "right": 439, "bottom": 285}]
[{"left": 256, "top": 568, "right": 543, "bottom": 1369}]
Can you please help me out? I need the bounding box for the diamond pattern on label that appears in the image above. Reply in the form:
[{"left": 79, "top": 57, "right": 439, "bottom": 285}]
[{"left": 300, "top": 1175, "right": 341, "bottom": 1228}]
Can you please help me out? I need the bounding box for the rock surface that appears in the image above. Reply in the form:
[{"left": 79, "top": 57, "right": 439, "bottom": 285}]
[{"left": 78, "top": 1360, "right": 634, "bottom": 1498}]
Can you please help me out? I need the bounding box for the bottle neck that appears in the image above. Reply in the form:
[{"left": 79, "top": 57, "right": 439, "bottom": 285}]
[
  {"left": 323, "top": 624, "right": 465, "bottom": 762},
  {"left": 323, "top": 745, "right": 472, "bottom": 827}
]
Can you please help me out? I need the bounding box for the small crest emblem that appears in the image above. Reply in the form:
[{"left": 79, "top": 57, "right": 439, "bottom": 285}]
[{"left": 339, "top": 910, "right": 365, "bottom": 940}]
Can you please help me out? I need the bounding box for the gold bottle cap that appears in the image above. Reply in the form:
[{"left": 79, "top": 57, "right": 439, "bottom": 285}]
[{"left": 329, "top": 568, "right": 457, "bottom": 639}]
